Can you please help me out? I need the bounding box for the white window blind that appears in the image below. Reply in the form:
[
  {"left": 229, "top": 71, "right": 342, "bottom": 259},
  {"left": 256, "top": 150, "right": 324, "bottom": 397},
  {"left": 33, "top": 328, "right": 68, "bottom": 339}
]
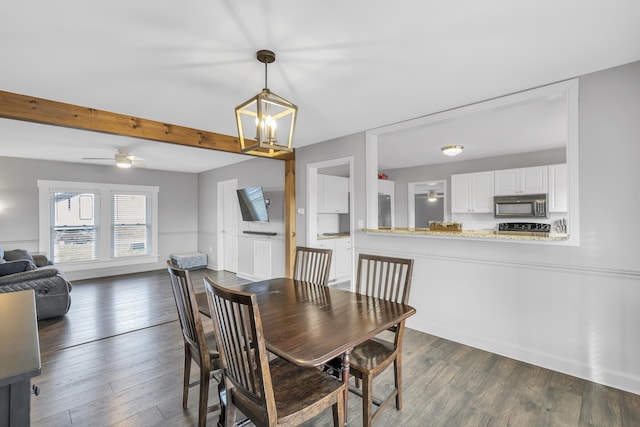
[
  {"left": 112, "top": 193, "right": 150, "bottom": 258},
  {"left": 51, "top": 191, "right": 99, "bottom": 263}
]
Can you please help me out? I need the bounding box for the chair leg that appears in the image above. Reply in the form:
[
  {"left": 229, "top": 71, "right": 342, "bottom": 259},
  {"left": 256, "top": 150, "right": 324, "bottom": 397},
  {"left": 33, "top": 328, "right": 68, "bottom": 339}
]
[
  {"left": 225, "top": 394, "right": 237, "bottom": 427},
  {"left": 332, "top": 392, "right": 345, "bottom": 427},
  {"left": 362, "top": 374, "right": 373, "bottom": 427},
  {"left": 394, "top": 356, "right": 402, "bottom": 410},
  {"left": 198, "top": 367, "right": 210, "bottom": 427},
  {"left": 182, "top": 347, "right": 192, "bottom": 409}
]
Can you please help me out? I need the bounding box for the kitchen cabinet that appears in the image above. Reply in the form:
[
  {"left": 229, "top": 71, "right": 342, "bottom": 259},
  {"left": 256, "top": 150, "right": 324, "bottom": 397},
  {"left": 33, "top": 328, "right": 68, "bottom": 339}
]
[
  {"left": 334, "top": 237, "right": 352, "bottom": 282},
  {"left": 494, "top": 166, "right": 548, "bottom": 196},
  {"left": 548, "top": 163, "right": 568, "bottom": 212},
  {"left": 318, "top": 174, "right": 349, "bottom": 214},
  {"left": 315, "top": 237, "right": 351, "bottom": 283},
  {"left": 451, "top": 171, "right": 495, "bottom": 213}
]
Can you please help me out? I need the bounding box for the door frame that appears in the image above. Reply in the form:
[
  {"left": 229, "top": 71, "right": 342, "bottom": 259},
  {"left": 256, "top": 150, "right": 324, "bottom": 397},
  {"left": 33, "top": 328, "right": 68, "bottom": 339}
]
[{"left": 306, "top": 156, "right": 355, "bottom": 289}]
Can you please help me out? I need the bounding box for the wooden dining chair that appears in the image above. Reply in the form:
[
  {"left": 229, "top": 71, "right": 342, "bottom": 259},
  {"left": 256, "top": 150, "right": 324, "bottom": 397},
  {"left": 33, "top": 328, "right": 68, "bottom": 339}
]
[
  {"left": 166, "top": 262, "right": 222, "bottom": 427},
  {"left": 292, "top": 246, "right": 333, "bottom": 286},
  {"left": 203, "top": 276, "right": 346, "bottom": 427},
  {"left": 350, "top": 253, "right": 414, "bottom": 427}
]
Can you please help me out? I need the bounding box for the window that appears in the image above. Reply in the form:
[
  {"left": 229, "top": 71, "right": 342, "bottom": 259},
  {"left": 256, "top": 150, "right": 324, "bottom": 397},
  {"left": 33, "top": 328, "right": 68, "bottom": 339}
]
[
  {"left": 51, "top": 191, "right": 99, "bottom": 263},
  {"left": 112, "top": 193, "right": 150, "bottom": 257},
  {"left": 38, "top": 180, "right": 159, "bottom": 271}
]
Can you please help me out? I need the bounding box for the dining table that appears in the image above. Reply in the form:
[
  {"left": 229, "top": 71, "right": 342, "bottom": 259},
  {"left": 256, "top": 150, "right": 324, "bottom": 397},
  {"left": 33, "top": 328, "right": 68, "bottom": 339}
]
[{"left": 195, "top": 277, "right": 416, "bottom": 426}]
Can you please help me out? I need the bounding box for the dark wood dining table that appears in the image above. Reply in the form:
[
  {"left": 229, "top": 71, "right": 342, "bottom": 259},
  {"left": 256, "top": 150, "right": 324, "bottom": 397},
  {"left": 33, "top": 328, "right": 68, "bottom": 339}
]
[{"left": 195, "top": 277, "right": 416, "bottom": 425}]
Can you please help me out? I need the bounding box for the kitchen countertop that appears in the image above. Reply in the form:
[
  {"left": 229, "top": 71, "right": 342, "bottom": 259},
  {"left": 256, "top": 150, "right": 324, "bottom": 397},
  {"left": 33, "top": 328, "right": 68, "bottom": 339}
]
[{"left": 363, "top": 228, "right": 569, "bottom": 242}]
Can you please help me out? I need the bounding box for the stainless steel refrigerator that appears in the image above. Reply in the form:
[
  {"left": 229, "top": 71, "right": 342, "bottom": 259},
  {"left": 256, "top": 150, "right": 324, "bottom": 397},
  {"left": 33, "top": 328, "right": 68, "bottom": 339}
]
[{"left": 378, "top": 194, "right": 391, "bottom": 228}]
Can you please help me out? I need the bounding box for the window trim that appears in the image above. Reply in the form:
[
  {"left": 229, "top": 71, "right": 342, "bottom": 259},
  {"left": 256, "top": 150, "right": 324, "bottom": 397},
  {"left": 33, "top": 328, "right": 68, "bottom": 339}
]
[{"left": 38, "top": 180, "right": 159, "bottom": 272}]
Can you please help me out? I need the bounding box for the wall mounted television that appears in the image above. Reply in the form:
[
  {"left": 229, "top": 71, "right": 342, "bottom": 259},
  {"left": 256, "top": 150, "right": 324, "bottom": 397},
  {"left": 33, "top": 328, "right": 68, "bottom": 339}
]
[{"left": 236, "top": 186, "right": 269, "bottom": 222}]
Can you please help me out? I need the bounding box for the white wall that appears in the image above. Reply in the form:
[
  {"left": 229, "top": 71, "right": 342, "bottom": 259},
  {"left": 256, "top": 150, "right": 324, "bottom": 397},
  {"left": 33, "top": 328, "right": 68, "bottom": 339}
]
[
  {"left": 0, "top": 157, "right": 199, "bottom": 280},
  {"left": 295, "top": 60, "right": 640, "bottom": 394}
]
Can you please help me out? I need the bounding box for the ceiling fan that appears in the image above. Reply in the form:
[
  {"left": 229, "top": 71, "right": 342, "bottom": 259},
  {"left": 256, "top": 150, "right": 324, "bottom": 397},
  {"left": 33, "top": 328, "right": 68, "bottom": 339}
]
[{"left": 82, "top": 148, "right": 144, "bottom": 169}]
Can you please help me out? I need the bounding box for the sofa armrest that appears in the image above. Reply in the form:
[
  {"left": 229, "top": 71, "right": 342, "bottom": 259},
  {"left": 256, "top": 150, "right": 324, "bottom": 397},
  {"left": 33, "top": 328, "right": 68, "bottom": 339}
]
[
  {"left": 0, "top": 266, "right": 59, "bottom": 287},
  {"left": 32, "top": 254, "right": 53, "bottom": 268}
]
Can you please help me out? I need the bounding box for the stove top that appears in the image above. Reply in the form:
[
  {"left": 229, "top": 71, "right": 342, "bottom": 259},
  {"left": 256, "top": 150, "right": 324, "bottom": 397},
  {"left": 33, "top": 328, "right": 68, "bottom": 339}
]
[{"left": 498, "top": 222, "right": 551, "bottom": 233}]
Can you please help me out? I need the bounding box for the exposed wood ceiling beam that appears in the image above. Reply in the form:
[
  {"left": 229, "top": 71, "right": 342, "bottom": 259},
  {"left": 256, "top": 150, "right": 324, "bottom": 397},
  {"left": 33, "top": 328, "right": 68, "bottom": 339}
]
[{"left": 0, "top": 90, "right": 294, "bottom": 161}]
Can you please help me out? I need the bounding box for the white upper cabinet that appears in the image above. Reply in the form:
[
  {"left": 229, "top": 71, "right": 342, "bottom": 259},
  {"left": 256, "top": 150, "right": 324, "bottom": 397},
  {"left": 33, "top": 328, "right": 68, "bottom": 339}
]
[
  {"left": 318, "top": 174, "right": 349, "bottom": 214},
  {"left": 451, "top": 171, "right": 495, "bottom": 213},
  {"left": 494, "top": 165, "right": 548, "bottom": 196},
  {"left": 548, "top": 163, "right": 568, "bottom": 212}
]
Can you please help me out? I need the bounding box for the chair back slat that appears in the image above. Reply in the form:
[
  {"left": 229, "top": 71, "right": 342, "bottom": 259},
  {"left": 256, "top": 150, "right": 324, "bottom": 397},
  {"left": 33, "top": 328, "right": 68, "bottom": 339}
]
[
  {"left": 293, "top": 246, "right": 333, "bottom": 286},
  {"left": 356, "top": 254, "right": 414, "bottom": 304},
  {"left": 204, "top": 277, "right": 277, "bottom": 420}
]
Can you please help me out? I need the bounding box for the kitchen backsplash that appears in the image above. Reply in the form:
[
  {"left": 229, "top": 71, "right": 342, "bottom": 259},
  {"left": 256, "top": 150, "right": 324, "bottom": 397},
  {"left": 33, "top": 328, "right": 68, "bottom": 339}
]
[
  {"left": 450, "top": 212, "right": 568, "bottom": 234},
  {"left": 318, "top": 213, "right": 350, "bottom": 235}
]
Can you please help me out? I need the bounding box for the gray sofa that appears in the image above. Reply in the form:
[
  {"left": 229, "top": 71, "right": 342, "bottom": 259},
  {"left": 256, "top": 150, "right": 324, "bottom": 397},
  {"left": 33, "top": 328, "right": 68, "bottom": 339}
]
[{"left": 0, "top": 247, "right": 72, "bottom": 320}]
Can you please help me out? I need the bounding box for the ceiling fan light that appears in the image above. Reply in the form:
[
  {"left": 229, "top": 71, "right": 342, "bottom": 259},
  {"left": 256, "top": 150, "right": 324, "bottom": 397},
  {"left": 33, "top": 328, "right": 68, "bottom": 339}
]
[
  {"left": 116, "top": 157, "right": 132, "bottom": 168},
  {"left": 441, "top": 145, "right": 464, "bottom": 156}
]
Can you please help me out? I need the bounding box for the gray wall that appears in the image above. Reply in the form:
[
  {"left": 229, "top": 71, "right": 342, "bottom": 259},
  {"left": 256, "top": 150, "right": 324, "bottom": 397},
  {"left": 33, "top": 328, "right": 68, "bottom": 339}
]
[
  {"left": 0, "top": 157, "right": 199, "bottom": 280},
  {"left": 197, "top": 157, "right": 285, "bottom": 270},
  {"left": 294, "top": 60, "right": 640, "bottom": 394}
]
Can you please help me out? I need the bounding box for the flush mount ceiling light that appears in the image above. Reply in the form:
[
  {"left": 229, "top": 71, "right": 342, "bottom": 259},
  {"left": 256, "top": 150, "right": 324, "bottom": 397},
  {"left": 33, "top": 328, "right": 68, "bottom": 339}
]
[
  {"left": 441, "top": 145, "right": 464, "bottom": 156},
  {"left": 235, "top": 50, "right": 298, "bottom": 156},
  {"left": 427, "top": 191, "right": 438, "bottom": 202}
]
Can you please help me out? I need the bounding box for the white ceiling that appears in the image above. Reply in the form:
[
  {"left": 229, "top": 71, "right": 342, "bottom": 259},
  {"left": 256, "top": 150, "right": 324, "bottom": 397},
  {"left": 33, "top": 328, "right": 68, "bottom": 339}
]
[{"left": 1, "top": 1, "right": 639, "bottom": 173}]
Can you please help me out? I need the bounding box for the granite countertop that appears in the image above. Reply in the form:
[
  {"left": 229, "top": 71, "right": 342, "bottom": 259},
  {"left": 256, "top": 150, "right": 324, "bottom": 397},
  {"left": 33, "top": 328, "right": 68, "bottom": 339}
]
[{"left": 362, "top": 227, "right": 569, "bottom": 242}]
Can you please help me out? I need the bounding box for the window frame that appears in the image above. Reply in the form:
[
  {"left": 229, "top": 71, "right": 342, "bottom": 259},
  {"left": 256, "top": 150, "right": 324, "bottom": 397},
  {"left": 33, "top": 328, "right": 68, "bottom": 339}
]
[{"left": 38, "top": 180, "right": 159, "bottom": 272}]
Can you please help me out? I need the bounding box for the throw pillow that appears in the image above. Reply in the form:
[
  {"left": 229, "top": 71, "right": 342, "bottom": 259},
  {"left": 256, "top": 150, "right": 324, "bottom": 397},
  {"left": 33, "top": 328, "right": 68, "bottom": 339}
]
[
  {"left": 0, "top": 246, "right": 4, "bottom": 259},
  {"left": 2, "top": 248, "right": 35, "bottom": 264},
  {"left": 0, "top": 259, "right": 36, "bottom": 276}
]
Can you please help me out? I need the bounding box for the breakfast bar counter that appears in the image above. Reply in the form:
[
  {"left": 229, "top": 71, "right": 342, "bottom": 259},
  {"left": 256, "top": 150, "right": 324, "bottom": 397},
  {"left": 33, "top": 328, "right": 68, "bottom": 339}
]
[{"left": 363, "top": 227, "right": 569, "bottom": 242}]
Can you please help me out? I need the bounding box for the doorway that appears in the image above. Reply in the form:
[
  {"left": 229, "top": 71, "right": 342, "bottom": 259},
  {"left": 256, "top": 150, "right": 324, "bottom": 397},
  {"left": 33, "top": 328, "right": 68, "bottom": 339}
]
[
  {"left": 307, "top": 157, "right": 354, "bottom": 290},
  {"left": 408, "top": 180, "right": 448, "bottom": 228},
  {"left": 217, "top": 179, "right": 238, "bottom": 272}
]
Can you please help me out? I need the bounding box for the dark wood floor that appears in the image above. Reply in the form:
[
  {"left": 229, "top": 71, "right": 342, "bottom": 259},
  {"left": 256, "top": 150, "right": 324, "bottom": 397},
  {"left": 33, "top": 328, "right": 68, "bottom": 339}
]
[{"left": 32, "top": 269, "right": 640, "bottom": 426}]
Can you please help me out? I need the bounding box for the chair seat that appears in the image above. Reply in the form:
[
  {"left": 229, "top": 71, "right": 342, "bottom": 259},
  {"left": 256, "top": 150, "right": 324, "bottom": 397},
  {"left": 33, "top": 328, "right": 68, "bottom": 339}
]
[
  {"left": 350, "top": 337, "right": 396, "bottom": 376},
  {"left": 266, "top": 358, "right": 344, "bottom": 423}
]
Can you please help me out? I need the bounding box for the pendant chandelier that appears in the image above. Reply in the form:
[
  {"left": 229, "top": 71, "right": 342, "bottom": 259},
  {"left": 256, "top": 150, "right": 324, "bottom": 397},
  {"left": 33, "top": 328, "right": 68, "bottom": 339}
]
[{"left": 235, "top": 50, "right": 298, "bottom": 155}]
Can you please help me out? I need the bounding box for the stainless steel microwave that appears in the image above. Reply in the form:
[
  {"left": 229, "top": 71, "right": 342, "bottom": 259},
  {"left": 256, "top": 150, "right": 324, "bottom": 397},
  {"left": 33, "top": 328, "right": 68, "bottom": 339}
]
[{"left": 494, "top": 194, "right": 547, "bottom": 218}]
